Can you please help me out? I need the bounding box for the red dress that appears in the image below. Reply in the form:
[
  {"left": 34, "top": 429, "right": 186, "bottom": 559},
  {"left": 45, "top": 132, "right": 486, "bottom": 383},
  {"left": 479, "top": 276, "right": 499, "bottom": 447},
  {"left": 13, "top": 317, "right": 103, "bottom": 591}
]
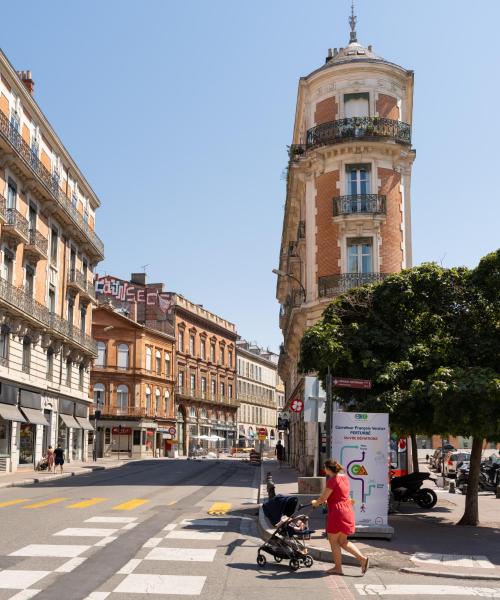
[{"left": 326, "top": 474, "right": 356, "bottom": 535}]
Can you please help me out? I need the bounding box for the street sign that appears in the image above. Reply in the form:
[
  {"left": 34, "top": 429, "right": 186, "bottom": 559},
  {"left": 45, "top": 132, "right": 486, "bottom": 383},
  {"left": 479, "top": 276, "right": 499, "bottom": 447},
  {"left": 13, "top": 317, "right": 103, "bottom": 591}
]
[
  {"left": 257, "top": 427, "right": 267, "bottom": 437},
  {"left": 112, "top": 426, "right": 131, "bottom": 435},
  {"left": 290, "top": 399, "right": 304, "bottom": 413},
  {"left": 332, "top": 378, "right": 372, "bottom": 389},
  {"left": 168, "top": 426, "right": 176, "bottom": 436}
]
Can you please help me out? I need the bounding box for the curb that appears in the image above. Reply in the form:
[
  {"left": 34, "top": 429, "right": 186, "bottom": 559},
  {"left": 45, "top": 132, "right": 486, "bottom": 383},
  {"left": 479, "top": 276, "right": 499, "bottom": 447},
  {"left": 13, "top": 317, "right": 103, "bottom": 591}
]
[{"left": 400, "top": 567, "right": 500, "bottom": 581}]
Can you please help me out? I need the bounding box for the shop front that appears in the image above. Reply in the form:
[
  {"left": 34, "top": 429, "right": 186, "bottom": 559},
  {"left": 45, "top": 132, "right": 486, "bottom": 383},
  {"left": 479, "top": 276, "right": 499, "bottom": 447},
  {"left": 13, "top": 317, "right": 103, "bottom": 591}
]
[
  {"left": 156, "top": 421, "right": 177, "bottom": 457},
  {"left": 176, "top": 407, "right": 185, "bottom": 456},
  {"left": 18, "top": 389, "right": 49, "bottom": 467},
  {"left": 74, "top": 403, "right": 93, "bottom": 461},
  {"left": 58, "top": 399, "right": 81, "bottom": 462},
  {"left": 0, "top": 382, "right": 25, "bottom": 471}
]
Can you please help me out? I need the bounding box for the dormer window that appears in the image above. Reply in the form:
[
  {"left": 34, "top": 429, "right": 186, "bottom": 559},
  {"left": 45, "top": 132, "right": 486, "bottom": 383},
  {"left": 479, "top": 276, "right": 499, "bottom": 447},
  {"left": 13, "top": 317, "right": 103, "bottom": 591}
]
[{"left": 344, "top": 92, "right": 369, "bottom": 118}]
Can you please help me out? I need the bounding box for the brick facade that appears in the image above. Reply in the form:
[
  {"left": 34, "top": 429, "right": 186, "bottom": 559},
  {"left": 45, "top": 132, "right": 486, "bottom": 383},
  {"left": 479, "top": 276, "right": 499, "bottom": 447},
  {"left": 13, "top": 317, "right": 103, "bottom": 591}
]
[
  {"left": 378, "top": 167, "right": 403, "bottom": 272},
  {"left": 315, "top": 170, "right": 340, "bottom": 278},
  {"left": 314, "top": 96, "right": 338, "bottom": 125},
  {"left": 376, "top": 93, "right": 399, "bottom": 120}
]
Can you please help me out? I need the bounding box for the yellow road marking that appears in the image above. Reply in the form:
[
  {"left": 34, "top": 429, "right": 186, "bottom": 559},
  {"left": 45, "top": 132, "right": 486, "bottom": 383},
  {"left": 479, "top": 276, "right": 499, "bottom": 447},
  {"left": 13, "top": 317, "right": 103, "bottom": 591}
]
[
  {"left": 207, "top": 502, "right": 232, "bottom": 515},
  {"left": 66, "top": 498, "right": 108, "bottom": 509},
  {"left": 167, "top": 500, "right": 177, "bottom": 506},
  {"left": 0, "top": 499, "right": 28, "bottom": 508},
  {"left": 112, "top": 499, "right": 149, "bottom": 511},
  {"left": 23, "top": 497, "right": 70, "bottom": 509}
]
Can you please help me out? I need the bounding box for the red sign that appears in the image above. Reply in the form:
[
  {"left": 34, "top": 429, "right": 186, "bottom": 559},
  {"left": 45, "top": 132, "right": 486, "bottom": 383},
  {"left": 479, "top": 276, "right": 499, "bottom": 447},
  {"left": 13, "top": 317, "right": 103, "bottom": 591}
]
[
  {"left": 112, "top": 426, "right": 132, "bottom": 435},
  {"left": 332, "top": 378, "right": 372, "bottom": 389},
  {"left": 257, "top": 427, "right": 267, "bottom": 436},
  {"left": 290, "top": 399, "right": 304, "bottom": 413},
  {"left": 168, "top": 426, "right": 177, "bottom": 436}
]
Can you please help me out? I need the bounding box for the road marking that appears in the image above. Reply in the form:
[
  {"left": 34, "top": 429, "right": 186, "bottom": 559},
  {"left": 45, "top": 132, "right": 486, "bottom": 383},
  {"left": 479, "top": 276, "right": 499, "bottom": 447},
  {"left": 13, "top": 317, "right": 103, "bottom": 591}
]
[
  {"left": 55, "top": 557, "right": 87, "bottom": 572},
  {"left": 207, "top": 502, "right": 231, "bottom": 515},
  {"left": 167, "top": 500, "right": 177, "bottom": 506},
  {"left": 10, "top": 544, "right": 90, "bottom": 558},
  {"left": 145, "top": 547, "right": 217, "bottom": 562},
  {"left": 118, "top": 559, "right": 142, "bottom": 575},
  {"left": 122, "top": 522, "right": 138, "bottom": 530},
  {"left": 411, "top": 553, "right": 495, "bottom": 569},
  {"left": 0, "top": 499, "right": 28, "bottom": 508},
  {"left": 114, "top": 574, "right": 206, "bottom": 595},
  {"left": 142, "top": 537, "right": 162, "bottom": 548},
  {"left": 84, "top": 593, "right": 110, "bottom": 600},
  {"left": 67, "top": 498, "right": 108, "bottom": 509},
  {"left": 181, "top": 518, "right": 229, "bottom": 528},
  {"left": 355, "top": 584, "right": 500, "bottom": 596},
  {"left": 112, "top": 499, "right": 149, "bottom": 511},
  {"left": 166, "top": 530, "right": 224, "bottom": 541},
  {"left": 94, "top": 536, "right": 117, "bottom": 547},
  {"left": 86, "top": 516, "right": 137, "bottom": 524},
  {"left": 22, "top": 497, "right": 69, "bottom": 509},
  {"left": 9, "top": 590, "right": 42, "bottom": 600},
  {"left": 54, "top": 527, "right": 118, "bottom": 538},
  {"left": 0, "top": 570, "right": 50, "bottom": 589},
  {"left": 163, "top": 523, "right": 177, "bottom": 532}
]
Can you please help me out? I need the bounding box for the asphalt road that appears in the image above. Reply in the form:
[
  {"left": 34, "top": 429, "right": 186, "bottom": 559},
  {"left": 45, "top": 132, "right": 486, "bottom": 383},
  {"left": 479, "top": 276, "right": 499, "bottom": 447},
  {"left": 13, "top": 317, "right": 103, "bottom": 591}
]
[{"left": 0, "top": 459, "right": 498, "bottom": 599}]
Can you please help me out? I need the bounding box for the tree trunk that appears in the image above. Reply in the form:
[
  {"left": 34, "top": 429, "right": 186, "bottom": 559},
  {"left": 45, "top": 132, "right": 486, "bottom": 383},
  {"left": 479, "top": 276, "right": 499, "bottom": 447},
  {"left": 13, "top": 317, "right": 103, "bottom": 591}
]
[
  {"left": 457, "top": 436, "right": 482, "bottom": 526},
  {"left": 410, "top": 433, "right": 419, "bottom": 473}
]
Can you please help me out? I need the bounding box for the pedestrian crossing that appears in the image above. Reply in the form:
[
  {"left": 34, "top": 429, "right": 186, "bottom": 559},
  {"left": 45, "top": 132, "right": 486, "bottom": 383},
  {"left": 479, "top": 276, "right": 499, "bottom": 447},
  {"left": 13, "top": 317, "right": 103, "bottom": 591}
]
[{"left": 0, "top": 496, "right": 150, "bottom": 510}]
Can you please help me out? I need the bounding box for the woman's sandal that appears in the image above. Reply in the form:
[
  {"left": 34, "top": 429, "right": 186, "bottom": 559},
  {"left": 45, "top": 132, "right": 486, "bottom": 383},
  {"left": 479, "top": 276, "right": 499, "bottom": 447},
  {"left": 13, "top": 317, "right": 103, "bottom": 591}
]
[{"left": 361, "top": 557, "right": 370, "bottom": 575}]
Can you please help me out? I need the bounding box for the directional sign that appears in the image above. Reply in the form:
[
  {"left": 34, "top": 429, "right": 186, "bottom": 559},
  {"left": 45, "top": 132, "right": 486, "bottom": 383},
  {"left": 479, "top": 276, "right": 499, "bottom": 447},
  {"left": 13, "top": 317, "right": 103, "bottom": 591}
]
[
  {"left": 332, "top": 378, "right": 372, "bottom": 390},
  {"left": 290, "top": 399, "right": 304, "bottom": 413}
]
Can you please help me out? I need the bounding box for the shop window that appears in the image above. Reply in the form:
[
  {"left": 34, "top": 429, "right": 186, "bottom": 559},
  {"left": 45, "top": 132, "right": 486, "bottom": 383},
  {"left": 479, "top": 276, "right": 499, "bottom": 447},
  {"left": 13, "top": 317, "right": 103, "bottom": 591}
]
[
  {"left": 96, "top": 341, "right": 106, "bottom": 367},
  {"left": 22, "top": 336, "right": 31, "bottom": 374},
  {"left": 133, "top": 430, "right": 141, "bottom": 445},
  {"left": 105, "top": 428, "right": 111, "bottom": 444}
]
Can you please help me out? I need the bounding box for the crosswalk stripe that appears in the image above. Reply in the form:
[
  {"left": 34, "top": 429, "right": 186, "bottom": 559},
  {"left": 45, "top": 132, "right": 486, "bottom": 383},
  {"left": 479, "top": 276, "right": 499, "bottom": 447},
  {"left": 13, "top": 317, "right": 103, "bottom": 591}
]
[
  {"left": 145, "top": 547, "right": 217, "bottom": 562},
  {"left": 114, "top": 574, "right": 206, "bottom": 595},
  {"left": 355, "top": 584, "right": 500, "bottom": 596},
  {"left": 9, "top": 590, "right": 42, "bottom": 600},
  {"left": 10, "top": 544, "right": 90, "bottom": 558},
  {"left": 112, "top": 499, "right": 149, "bottom": 511},
  {"left": 66, "top": 498, "right": 108, "bottom": 509},
  {"left": 181, "top": 518, "right": 229, "bottom": 528},
  {"left": 0, "top": 499, "right": 28, "bottom": 508},
  {"left": 54, "top": 528, "right": 119, "bottom": 538},
  {"left": 86, "top": 516, "right": 137, "bottom": 524},
  {"left": 55, "top": 557, "right": 87, "bottom": 572},
  {"left": 22, "top": 497, "right": 69, "bottom": 509},
  {"left": 166, "top": 529, "right": 224, "bottom": 541}
]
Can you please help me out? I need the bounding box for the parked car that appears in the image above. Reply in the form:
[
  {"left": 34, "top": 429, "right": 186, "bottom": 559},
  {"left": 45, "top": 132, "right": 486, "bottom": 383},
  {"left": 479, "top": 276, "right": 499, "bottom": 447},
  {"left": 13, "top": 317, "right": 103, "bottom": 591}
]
[
  {"left": 430, "top": 444, "right": 455, "bottom": 471},
  {"left": 443, "top": 451, "right": 471, "bottom": 477}
]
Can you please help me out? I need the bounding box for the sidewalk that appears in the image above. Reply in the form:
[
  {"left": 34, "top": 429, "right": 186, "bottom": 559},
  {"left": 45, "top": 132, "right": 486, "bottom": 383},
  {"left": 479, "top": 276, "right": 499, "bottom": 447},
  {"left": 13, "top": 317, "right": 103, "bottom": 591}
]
[
  {"left": 257, "top": 460, "right": 500, "bottom": 581},
  {"left": 0, "top": 456, "right": 140, "bottom": 488}
]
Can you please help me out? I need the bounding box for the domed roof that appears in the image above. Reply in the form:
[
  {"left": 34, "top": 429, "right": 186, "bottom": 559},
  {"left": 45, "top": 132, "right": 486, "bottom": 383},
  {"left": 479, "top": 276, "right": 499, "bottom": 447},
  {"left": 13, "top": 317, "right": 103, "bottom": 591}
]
[{"left": 326, "top": 41, "right": 383, "bottom": 65}]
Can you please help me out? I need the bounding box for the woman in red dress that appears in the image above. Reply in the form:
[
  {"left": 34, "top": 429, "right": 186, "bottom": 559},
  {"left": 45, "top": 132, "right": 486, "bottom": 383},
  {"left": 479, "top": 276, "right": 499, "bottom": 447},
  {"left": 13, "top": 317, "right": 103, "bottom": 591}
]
[{"left": 312, "top": 459, "right": 369, "bottom": 575}]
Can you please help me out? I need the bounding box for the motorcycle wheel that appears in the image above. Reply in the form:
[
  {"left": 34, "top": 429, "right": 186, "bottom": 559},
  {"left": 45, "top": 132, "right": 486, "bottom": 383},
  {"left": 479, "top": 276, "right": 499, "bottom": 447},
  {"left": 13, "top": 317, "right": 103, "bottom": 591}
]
[
  {"left": 257, "top": 554, "right": 266, "bottom": 566},
  {"left": 304, "top": 556, "right": 313, "bottom": 568},
  {"left": 289, "top": 559, "right": 300, "bottom": 571},
  {"left": 415, "top": 488, "right": 437, "bottom": 509}
]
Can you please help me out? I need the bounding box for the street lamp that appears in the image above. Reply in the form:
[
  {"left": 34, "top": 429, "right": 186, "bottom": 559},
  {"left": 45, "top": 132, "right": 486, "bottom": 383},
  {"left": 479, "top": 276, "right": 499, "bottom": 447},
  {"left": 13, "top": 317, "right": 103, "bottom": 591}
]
[{"left": 272, "top": 269, "right": 306, "bottom": 301}]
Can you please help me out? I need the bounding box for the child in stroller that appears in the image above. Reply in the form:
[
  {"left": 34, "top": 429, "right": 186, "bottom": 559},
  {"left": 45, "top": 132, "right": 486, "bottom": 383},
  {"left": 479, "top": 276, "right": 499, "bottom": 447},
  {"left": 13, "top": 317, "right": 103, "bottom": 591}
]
[{"left": 257, "top": 494, "right": 315, "bottom": 571}]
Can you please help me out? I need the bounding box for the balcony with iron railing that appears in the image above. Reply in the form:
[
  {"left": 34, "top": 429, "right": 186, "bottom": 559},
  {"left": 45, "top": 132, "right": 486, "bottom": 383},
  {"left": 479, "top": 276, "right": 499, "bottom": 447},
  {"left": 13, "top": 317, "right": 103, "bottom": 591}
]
[
  {"left": 318, "top": 272, "right": 387, "bottom": 298},
  {"left": 333, "top": 194, "right": 386, "bottom": 218},
  {"left": 24, "top": 228, "right": 49, "bottom": 261},
  {"left": 3, "top": 207, "right": 29, "bottom": 245},
  {"left": 67, "top": 269, "right": 96, "bottom": 301},
  {"left": 236, "top": 392, "right": 277, "bottom": 409},
  {"left": 0, "top": 275, "right": 97, "bottom": 355},
  {"left": 289, "top": 117, "right": 411, "bottom": 160},
  {"left": 0, "top": 111, "right": 104, "bottom": 261},
  {"left": 175, "top": 386, "right": 239, "bottom": 407}
]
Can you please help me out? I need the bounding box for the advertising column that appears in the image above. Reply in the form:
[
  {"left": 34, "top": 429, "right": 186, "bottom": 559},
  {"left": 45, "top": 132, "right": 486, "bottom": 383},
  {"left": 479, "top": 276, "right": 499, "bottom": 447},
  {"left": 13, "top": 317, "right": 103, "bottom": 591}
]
[{"left": 331, "top": 412, "right": 393, "bottom": 539}]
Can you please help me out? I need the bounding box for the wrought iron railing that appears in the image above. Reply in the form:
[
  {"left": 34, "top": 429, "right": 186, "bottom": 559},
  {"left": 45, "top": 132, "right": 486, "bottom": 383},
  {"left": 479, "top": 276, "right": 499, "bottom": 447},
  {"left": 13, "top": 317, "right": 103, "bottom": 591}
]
[
  {"left": 27, "top": 229, "right": 49, "bottom": 255},
  {"left": 175, "top": 386, "right": 238, "bottom": 407},
  {"left": 0, "top": 110, "right": 104, "bottom": 258},
  {"left": 318, "top": 273, "right": 387, "bottom": 298},
  {"left": 333, "top": 194, "right": 386, "bottom": 216},
  {"left": 5, "top": 208, "right": 29, "bottom": 239},
  {"left": 68, "top": 269, "right": 96, "bottom": 300},
  {"left": 0, "top": 276, "right": 97, "bottom": 355}
]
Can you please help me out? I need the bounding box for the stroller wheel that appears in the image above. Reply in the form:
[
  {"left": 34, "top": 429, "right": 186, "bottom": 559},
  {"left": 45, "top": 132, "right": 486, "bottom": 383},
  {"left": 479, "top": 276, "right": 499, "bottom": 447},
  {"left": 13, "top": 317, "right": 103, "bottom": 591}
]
[
  {"left": 257, "top": 554, "right": 266, "bottom": 566},
  {"left": 274, "top": 556, "right": 282, "bottom": 563},
  {"left": 289, "top": 559, "right": 300, "bottom": 571},
  {"left": 303, "top": 555, "right": 313, "bottom": 568}
]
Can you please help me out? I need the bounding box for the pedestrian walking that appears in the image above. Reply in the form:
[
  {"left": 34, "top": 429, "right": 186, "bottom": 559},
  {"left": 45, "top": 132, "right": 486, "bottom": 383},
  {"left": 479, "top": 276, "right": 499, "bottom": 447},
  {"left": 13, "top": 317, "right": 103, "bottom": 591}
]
[
  {"left": 311, "top": 458, "right": 369, "bottom": 576},
  {"left": 54, "top": 444, "right": 65, "bottom": 474},
  {"left": 46, "top": 445, "right": 55, "bottom": 473},
  {"left": 275, "top": 440, "right": 285, "bottom": 468}
]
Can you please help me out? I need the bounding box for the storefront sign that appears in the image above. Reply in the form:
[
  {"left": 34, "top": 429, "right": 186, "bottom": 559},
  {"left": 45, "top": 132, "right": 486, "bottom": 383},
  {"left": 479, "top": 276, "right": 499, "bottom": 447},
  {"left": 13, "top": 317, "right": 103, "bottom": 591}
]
[
  {"left": 331, "top": 412, "right": 389, "bottom": 529},
  {"left": 112, "top": 426, "right": 132, "bottom": 435},
  {"left": 290, "top": 399, "right": 304, "bottom": 413}
]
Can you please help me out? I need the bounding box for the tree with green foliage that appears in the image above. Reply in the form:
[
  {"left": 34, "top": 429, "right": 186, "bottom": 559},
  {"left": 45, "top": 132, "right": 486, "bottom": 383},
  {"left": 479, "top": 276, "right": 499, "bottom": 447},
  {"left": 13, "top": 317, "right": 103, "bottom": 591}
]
[{"left": 299, "top": 251, "right": 499, "bottom": 526}]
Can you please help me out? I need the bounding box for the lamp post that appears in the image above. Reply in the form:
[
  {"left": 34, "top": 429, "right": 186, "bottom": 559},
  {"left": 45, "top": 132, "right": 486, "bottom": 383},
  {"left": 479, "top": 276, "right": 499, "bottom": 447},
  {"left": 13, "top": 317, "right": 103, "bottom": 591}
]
[{"left": 272, "top": 269, "right": 306, "bottom": 301}]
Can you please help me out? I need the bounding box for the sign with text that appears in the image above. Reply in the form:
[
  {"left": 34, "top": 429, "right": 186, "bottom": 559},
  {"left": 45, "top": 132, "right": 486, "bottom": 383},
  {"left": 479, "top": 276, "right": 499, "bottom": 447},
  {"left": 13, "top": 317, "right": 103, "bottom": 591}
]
[
  {"left": 112, "top": 426, "right": 132, "bottom": 435},
  {"left": 333, "top": 378, "right": 372, "bottom": 389},
  {"left": 331, "top": 412, "right": 389, "bottom": 528}
]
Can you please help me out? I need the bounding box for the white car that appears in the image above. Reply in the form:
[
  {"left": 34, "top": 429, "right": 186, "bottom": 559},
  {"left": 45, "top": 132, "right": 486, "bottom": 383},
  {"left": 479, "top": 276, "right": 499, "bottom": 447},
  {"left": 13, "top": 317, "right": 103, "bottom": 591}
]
[{"left": 443, "top": 452, "right": 471, "bottom": 477}]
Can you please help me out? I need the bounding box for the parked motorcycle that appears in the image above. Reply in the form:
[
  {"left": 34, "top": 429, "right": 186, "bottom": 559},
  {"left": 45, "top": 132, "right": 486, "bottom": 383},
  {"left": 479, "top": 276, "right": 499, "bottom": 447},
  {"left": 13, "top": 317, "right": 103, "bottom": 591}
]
[
  {"left": 456, "top": 460, "right": 500, "bottom": 494},
  {"left": 390, "top": 472, "right": 438, "bottom": 509}
]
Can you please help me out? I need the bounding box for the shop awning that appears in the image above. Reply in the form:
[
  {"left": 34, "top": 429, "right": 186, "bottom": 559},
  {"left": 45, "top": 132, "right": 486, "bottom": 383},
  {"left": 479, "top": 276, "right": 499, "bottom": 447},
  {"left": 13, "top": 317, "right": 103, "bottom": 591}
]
[
  {"left": 0, "top": 402, "right": 26, "bottom": 423},
  {"left": 76, "top": 417, "right": 94, "bottom": 430},
  {"left": 59, "top": 413, "right": 81, "bottom": 429},
  {"left": 20, "top": 407, "right": 49, "bottom": 426}
]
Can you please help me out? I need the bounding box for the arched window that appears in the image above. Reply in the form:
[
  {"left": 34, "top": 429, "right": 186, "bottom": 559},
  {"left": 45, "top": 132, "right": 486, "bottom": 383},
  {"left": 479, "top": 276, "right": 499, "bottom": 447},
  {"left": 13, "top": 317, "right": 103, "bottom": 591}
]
[
  {"left": 155, "top": 350, "right": 161, "bottom": 374},
  {"left": 164, "top": 390, "right": 170, "bottom": 415},
  {"left": 155, "top": 388, "right": 161, "bottom": 414},
  {"left": 117, "top": 343, "right": 129, "bottom": 369},
  {"left": 96, "top": 341, "right": 106, "bottom": 367},
  {"left": 145, "top": 347, "right": 152, "bottom": 371},
  {"left": 116, "top": 385, "right": 128, "bottom": 413},
  {"left": 93, "top": 383, "right": 105, "bottom": 405},
  {"left": 189, "top": 406, "right": 196, "bottom": 418},
  {"left": 145, "top": 386, "right": 151, "bottom": 413},
  {"left": 165, "top": 352, "right": 171, "bottom": 378}
]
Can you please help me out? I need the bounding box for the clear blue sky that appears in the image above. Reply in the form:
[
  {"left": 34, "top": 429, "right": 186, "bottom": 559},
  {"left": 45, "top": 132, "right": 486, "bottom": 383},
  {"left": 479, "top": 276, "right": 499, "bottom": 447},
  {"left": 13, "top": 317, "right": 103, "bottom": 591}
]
[{"left": 2, "top": 1, "right": 498, "bottom": 351}]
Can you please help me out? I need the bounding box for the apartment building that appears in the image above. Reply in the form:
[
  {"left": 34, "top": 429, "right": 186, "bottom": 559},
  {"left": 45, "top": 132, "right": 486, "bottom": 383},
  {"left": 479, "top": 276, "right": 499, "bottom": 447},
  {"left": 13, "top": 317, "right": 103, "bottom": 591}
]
[
  {"left": 91, "top": 304, "right": 175, "bottom": 458},
  {"left": 236, "top": 341, "right": 278, "bottom": 450},
  {"left": 276, "top": 12, "right": 416, "bottom": 473},
  {"left": 0, "top": 52, "right": 103, "bottom": 471}
]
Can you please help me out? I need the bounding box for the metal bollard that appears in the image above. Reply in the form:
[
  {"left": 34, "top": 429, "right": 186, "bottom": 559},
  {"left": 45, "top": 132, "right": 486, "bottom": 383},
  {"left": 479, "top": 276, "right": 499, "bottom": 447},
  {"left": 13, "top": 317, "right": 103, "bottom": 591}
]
[
  {"left": 448, "top": 480, "right": 456, "bottom": 494},
  {"left": 268, "top": 483, "right": 276, "bottom": 499},
  {"left": 496, "top": 484, "right": 500, "bottom": 499}
]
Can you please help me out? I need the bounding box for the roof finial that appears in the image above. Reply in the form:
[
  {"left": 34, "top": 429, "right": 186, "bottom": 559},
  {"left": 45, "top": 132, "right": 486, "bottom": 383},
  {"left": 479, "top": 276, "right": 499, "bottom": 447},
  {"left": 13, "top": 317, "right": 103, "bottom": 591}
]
[{"left": 349, "top": 0, "right": 357, "bottom": 43}]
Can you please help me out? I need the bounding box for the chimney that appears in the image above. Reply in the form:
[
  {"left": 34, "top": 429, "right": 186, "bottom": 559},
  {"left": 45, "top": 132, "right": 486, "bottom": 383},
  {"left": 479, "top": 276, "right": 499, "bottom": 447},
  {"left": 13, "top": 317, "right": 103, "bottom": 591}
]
[
  {"left": 17, "top": 70, "right": 35, "bottom": 96},
  {"left": 130, "top": 272, "right": 146, "bottom": 286},
  {"left": 128, "top": 300, "right": 137, "bottom": 322}
]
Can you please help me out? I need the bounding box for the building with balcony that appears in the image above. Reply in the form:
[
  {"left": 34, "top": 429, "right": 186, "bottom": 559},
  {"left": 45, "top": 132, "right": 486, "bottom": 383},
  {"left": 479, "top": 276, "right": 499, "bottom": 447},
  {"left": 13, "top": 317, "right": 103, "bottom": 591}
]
[
  {"left": 236, "top": 341, "right": 279, "bottom": 450},
  {"left": 90, "top": 304, "right": 175, "bottom": 459},
  {"left": 276, "top": 10, "right": 416, "bottom": 474},
  {"left": 0, "top": 52, "right": 103, "bottom": 472}
]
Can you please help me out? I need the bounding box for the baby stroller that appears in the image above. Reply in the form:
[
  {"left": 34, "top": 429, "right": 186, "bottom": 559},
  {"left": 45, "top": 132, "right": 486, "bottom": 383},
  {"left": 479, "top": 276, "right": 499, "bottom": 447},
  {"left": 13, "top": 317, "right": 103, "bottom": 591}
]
[{"left": 257, "top": 494, "right": 314, "bottom": 571}]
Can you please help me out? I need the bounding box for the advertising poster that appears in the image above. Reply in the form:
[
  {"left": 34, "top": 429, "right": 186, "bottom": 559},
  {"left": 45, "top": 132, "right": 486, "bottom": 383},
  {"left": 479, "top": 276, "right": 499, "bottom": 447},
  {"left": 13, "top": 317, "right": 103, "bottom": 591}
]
[{"left": 331, "top": 412, "right": 389, "bottom": 528}]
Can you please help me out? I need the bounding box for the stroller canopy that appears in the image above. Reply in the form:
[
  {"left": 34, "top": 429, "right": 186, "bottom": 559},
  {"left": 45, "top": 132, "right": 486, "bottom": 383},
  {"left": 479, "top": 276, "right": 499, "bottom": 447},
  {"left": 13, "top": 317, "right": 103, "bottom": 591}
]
[{"left": 263, "top": 494, "right": 298, "bottom": 524}]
